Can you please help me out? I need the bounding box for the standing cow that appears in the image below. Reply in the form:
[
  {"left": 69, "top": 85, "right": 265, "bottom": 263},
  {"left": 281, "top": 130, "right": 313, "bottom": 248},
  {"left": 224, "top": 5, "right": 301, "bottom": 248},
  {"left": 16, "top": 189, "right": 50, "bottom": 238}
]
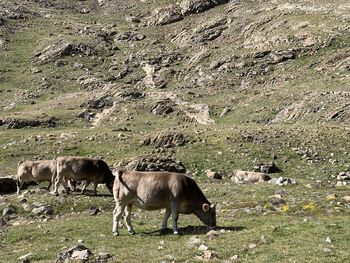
[
  {"left": 17, "top": 160, "right": 57, "bottom": 194},
  {"left": 112, "top": 171, "right": 216, "bottom": 236},
  {"left": 53, "top": 156, "right": 114, "bottom": 195}
]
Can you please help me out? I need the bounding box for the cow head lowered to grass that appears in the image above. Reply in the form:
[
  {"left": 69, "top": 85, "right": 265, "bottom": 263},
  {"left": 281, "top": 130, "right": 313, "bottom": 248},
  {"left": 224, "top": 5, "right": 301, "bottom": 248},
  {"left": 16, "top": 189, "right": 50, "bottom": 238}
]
[{"left": 112, "top": 170, "right": 216, "bottom": 236}]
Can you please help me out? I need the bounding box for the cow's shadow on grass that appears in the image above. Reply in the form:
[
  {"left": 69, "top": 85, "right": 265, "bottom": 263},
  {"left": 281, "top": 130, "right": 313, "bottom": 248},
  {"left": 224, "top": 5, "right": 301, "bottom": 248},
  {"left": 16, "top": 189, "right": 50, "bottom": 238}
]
[{"left": 139, "top": 225, "right": 245, "bottom": 236}]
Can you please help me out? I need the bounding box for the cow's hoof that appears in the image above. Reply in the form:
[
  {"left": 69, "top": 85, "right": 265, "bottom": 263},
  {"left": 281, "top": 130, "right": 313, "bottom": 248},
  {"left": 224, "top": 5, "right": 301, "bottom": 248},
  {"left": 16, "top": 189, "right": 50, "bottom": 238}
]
[
  {"left": 173, "top": 230, "right": 179, "bottom": 235},
  {"left": 113, "top": 232, "right": 119, "bottom": 236},
  {"left": 128, "top": 230, "right": 135, "bottom": 235}
]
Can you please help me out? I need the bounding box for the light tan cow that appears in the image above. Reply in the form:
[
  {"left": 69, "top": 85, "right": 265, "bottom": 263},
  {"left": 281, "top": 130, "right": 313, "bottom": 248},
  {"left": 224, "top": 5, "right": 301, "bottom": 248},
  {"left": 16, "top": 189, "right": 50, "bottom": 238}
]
[
  {"left": 232, "top": 170, "right": 271, "bottom": 184},
  {"left": 53, "top": 156, "right": 114, "bottom": 195},
  {"left": 17, "top": 160, "right": 56, "bottom": 194},
  {"left": 112, "top": 170, "right": 216, "bottom": 236}
]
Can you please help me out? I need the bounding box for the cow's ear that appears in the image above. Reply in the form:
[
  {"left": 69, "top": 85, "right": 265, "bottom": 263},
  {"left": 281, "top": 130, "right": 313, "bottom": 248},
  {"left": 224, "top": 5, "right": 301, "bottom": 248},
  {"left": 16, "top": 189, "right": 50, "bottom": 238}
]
[{"left": 202, "top": 203, "right": 210, "bottom": 212}]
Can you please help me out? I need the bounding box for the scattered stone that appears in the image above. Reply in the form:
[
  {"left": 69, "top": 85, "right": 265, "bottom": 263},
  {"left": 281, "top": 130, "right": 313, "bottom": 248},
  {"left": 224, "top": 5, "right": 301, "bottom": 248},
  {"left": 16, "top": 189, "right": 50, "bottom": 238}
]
[
  {"left": 186, "top": 235, "right": 202, "bottom": 248},
  {"left": 248, "top": 243, "right": 257, "bottom": 249},
  {"left": 2, "top": 204, "right": 16, "bottom": 216},
  {"left": 142, "top": 131, "right": 188, "bottom": 148},
  {"left": 77, "top": 110, "right": 95, "bottom": 121},
  {"left": 0, "top": 217, "right": 7, "bottom": 227},
  {"left": 325, "top": 237, "right": 332, "bottom": 243},
  {"left": 206, "top": 170, "right": 222, "bottom": 179},
  {"left": 34, "top": 39, "right": 96, "bottom": 63},
  {"left": 323, "top": 247, "right": 333, "bottom": 254},
  {"left": 219, "top": 107, "right": 231, "bottom": 118},
  {"left": 198, "top": 244, "right": 208, "bottom": 251},
  {"left": 151, "top": 99, "right": 175, "bottom": 116},
  {"left": 325, "top": 194, "right": 337, "bottom": 201},
  {"left": 18, "top": 252, "right": 35, "bottom": 262},
  {"left": 202, "top": 250, "right": 217, "bottom": 260},
  {"left": 31, "top": 205, "right": 53, "bottom": 216},
  {"left": 56, "top": 244, "right": 93, "bottom": 263},
  {"left": 147, "top": 5, "right": 183, "bottom": 26},
  {"left": 125, "top": 15, "right": 140, "bottom": 23},
  {"left": 114, "top": 31, "right": 145, "bottom": 42},
  {"left": 206, "top": 230, "right": 219, "bottom": 240},
  {"left": 253, "top": 162, "right": 281, "bottom": 174},
  {"left": 0, "top": 176, "right": 17, "bottom": 194},
  {"left": 88, "top": 207, "right": 101, "bottom": 216},
  {"left": 1, "top": 117, "right": 58, "bottom": 129},
  {"left": 86, "top": 95, "right": 114, "bottom": 109},
  {"left": 271, "top": 177, "right": 297, "bottom": 186},
  {"left": 95, "top": 252, "right": 112, "bottom": 263},
  {"left": 342, "top": 196, "right": 350, "bottom": 202},
  {"left": 115, "top": 154, "right": 186, "bottom": 174}
]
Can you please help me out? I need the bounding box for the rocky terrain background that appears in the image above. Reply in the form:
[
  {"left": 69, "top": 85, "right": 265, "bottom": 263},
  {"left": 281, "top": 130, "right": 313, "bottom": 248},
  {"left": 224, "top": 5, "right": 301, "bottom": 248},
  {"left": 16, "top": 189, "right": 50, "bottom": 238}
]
[{"left": 1, "top": 0, "right": 350, "bottom": 262}]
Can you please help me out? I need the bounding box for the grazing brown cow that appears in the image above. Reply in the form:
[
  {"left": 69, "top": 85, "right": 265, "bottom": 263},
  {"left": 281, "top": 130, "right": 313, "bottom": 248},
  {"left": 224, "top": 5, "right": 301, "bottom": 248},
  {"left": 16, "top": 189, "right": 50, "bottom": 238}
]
[
  {"left": 17, "top": 160, "right": 56, "bottom": 194},
  {"left": 53, "top": 156, "right": 114, "bottom": 195},
  {"left": 112, "top": 171, "right": 216, "bottom": 236}
]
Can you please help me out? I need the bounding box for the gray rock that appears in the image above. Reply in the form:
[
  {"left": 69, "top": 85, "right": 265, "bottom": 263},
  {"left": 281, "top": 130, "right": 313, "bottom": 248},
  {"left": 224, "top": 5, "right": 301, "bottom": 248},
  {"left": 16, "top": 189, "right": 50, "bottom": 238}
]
[
  {"left": 3, "top": 204, "right": 16, "bottom": 216},
  {"left": 31, "top": 205, "right": 53, "bottom": 215},
  {"left": 2, "top": 117, "right": 58, "bottom": 129},
  {"left": 56, "top": 244, "right": 93, "bottom": 263},
  {"left": 142, "top": 131, "right": 188, "bottom": 148},
  {"left": 0, "top": 217, "right": 7, "bottom": 227},
  {"left": 115, "top": 154, "right": 186, "bottom": 174},
  {"left": 147, "top": 5, "right": 183, "bottom": 26},
  {"left": 206, "top": 170, "right": 222, "bottom": 179},
  {"left": 186, "top": 235, "right": 202, "bottom": 248},
  {"left": 95, "top": 252, "right": 112, "bottom": 263},
  {"left": 274, "top": 177, "right": 297, "bottom": 186},
  {"left": 114, "top": 31, "right": 145, "bottom": 42}
]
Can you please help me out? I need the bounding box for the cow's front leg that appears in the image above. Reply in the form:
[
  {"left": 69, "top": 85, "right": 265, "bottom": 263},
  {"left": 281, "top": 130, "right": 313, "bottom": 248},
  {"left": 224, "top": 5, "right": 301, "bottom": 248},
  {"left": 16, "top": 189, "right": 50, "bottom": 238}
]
[
  {"left": 81, "top": 180, "right": 90, "bottom": 194},
  {"left": 171, "top": 203, "right": 180, "bottom": 235},
  {"left": 16, "top": 179, "right": 23, "bottom": 195},
  {"left": 124, "top": 204, "right": 135, "bottom": 235},
  {"left": 161, "top": 208, "right": 171, "bottom": 230},
  {"left": 52, "top": 175, "right": 62, "bottom": 195},
  {"left": 112, "top": 201, "right": 125, "bottom": 236}
]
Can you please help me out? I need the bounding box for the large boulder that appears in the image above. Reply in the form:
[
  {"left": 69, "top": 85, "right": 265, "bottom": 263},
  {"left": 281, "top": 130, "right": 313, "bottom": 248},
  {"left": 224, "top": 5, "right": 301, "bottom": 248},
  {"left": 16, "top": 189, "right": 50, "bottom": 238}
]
[
  {"left": 142, "top": 131, "right": 188, "bottom": 148},
  {"left": 56, "top": 244, "right": 93, "bottom": 263},
  {"left": 115, "top": 155, "right": 186, "bottom": 174},
  {"left": 147, "top": 5, "right": 183, "bottom": 26}
]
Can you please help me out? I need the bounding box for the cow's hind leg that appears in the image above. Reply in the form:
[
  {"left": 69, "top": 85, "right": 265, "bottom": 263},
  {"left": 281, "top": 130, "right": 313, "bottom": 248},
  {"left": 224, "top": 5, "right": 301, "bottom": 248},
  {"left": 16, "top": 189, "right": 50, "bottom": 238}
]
[
  {"left": 112, "top": 201, "right": 126, "bottom": 236},
  {"left": 124, "top": 204, "right": 135, "bottom": 235},
  {"left": 161, "top": 208, "right": 171, "bottom": 231},
  {"left": 170, "top": 203, "right": 180, "bottom": 235}
]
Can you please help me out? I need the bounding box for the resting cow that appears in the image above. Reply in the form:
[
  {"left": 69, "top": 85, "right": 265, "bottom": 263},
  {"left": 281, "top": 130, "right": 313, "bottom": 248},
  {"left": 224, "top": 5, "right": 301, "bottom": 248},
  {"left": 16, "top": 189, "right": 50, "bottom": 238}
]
[
  {"left": 112, "top": 171, "right": 216, "bottom": 236},
  {"left": 232, "top": 170, "right": 271, "bottom": 184},
  {"left": 17, "top": 160, "right": 56, "bottom": 194},
  {"left": 53, "top": 156, "right": 114, "bottom": 195}
]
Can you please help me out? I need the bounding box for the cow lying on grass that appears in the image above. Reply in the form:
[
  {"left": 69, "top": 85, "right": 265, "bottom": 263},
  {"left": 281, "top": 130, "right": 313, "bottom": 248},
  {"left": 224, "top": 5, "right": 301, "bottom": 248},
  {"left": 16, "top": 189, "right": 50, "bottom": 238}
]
[{"left": 112, "top": 171, "right": 216, "bottom": 236}]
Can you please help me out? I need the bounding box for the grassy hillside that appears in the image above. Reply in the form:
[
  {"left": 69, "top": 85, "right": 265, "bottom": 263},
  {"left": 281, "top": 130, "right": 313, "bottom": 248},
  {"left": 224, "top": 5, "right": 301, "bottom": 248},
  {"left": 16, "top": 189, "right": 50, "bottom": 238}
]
[{"left": 1, "top": 0, "right": 350, "bottom": 262}]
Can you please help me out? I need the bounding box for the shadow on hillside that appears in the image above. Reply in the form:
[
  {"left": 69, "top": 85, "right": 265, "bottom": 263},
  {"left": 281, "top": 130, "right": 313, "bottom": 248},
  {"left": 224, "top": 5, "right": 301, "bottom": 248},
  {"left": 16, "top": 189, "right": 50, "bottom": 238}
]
[{"left": 139, "top": 225, "right": 245, "bottom": 236}]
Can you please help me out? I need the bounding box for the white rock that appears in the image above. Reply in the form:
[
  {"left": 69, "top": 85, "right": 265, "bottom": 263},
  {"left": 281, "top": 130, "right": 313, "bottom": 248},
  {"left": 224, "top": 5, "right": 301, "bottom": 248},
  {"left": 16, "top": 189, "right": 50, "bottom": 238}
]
[{"left": 198, "top": 244, "right": 208, "bottom": 251}]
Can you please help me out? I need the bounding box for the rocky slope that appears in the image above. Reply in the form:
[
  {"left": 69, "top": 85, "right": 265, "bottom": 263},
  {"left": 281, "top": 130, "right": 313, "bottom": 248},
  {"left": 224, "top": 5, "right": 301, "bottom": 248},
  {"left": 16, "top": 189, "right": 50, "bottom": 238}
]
[{"left": 0, "top": 0, "right": 350, "bottom": 177}]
